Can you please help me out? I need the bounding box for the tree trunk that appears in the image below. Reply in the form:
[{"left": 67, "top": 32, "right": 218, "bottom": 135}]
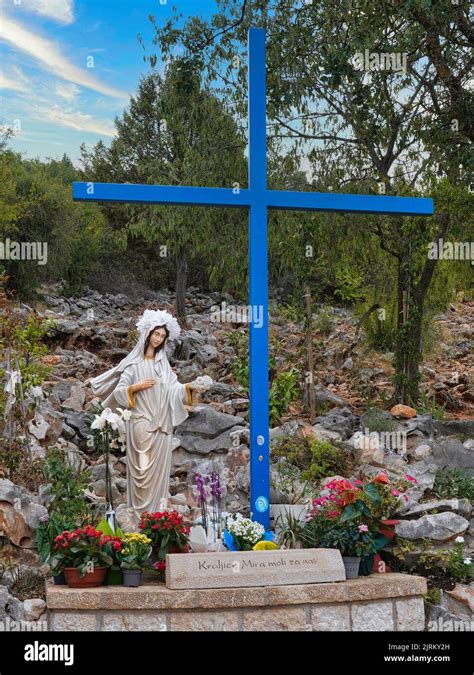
[
  {"left": 175, "top": 250, "right": 188, "bottom": 321},
  {"left": 394, "top": 214, "right": 450, "bottom": 405}
]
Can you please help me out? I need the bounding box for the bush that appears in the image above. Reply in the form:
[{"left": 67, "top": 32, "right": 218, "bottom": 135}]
[{"left": 271, "top": 433, "right": 348, "bottom": 484}]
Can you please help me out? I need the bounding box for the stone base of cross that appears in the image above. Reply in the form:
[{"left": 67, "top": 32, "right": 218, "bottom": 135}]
[{"left": 73, "top": 29, "right": 433, "bottom": 528}]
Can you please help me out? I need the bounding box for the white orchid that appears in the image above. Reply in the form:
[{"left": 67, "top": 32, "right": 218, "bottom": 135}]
[{"left": 117, "top": 407, "right": 132, "bottom": 421}]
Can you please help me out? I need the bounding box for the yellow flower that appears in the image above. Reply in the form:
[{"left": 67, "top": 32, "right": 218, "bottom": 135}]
[{"left": 252, "top": 541, "right": 279, "bottom": 551}]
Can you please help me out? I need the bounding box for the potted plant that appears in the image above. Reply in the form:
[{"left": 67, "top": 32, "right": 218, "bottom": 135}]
[
  {"left": 139, "top": 510, "right": 190, "bottom": 564},
  {"left": 50, "top": 526, "right": 122, "bottom": 588},
  {"left": 270, "top": 460, "right": 310, "bottom": 536},
  {"left": 223, "top": 513, "right": 276, "bottom": 551},
  {"left": 117, "top": 533, "right": 152, "bottom": 587},
  {"left": 95, "top": 518, "right": 126, "bottom": 585},
  {"left": 301, "top": 478, "right": 380, "bottom": 578}
]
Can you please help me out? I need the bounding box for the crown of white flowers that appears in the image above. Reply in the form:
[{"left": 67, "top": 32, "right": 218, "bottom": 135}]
[{"left": 136, "top": 309, "right": 181, "bottom": 341}]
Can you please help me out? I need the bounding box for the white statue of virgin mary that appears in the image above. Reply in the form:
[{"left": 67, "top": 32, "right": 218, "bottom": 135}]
[{"left": 89, "top": 309, "right": 203, "bottom": 523}]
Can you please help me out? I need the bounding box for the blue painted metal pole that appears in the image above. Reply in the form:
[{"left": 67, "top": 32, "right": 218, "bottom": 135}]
[{"left": 248, "top": 28, "right": 270, "bottom": 528}]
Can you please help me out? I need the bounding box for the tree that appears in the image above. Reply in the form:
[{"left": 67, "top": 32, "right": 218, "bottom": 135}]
[
  {"left": 81, "top": 60, "right": 247, "bottom": 319},
  {"left": 145, "top": 0, "right": 472, "bottom": 402}
]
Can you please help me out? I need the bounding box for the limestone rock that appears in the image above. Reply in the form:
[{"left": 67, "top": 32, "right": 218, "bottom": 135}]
[
  {"left": 23, "top": 598, "right": 47, "bottom": 621},
  {"left": 395, "top": 512, "right": 469, "bottom": 542},
  {"left": 446, "top": 584, "right": 474, "bottom": 614},
  {"left": 398, "top": 498, "right": 472, "bottom": 519}
]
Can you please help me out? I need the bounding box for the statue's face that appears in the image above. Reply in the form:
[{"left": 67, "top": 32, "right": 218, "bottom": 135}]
[{"left": 149, "top": 327, "right": 167, "bottom": 349}]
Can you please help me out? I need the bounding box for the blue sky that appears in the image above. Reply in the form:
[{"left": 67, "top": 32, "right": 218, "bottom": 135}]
[{"left": 0, "top": 0, "right": 219, "bottom": 163}]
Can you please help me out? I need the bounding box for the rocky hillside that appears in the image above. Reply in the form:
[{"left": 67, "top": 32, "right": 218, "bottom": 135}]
[{"left": 0, "top": 282, "right": 472, "bottom": 628}]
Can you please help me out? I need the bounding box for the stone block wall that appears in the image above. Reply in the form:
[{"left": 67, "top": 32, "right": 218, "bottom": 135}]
[{"left": 46, "top": 573, "right": 427, "bottom": 631}]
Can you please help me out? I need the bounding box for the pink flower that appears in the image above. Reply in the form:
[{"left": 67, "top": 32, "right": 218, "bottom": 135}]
[
  {"left": 391, "top": 489, "right": 400, "bottom": 496},
  {"left": 358, "top": 524, "right": 369, "bottom": 533},
  {"left": 405, "top": 474, "right": 417, "bottom": 483}
]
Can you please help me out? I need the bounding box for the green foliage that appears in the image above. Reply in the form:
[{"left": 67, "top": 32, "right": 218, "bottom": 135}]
[
  {"left": 274, "top": 510, "right": 307, "bottom": 549},
  {"left": 360, "top": 408, "right": 397, "bottom": 433},
  {"left": 334, "top": 268, "right": 366, "bottom": 304},
  {"left": 394, "top": 537, "right": 472, "bottom": 584},
  {"left": 35, "top": 447, "right": 92, "bottom": 563},
  {"left": 269, "top": 369, "right": 300, "bottom": 425},
  {"left": 432, "top": 467, "right": 474, "bottom": 501},
  {"left": 314, "top": 305, "right": 334, "bottom": 335},
  {"left": 417, "top": 391, "right": 446, "bottom": 420},
  {"left": 271, "top": 433, "right": 348, "bottom": 484},
  {"left": 270, "top": 462, "right": 309, "bottom": 505}
]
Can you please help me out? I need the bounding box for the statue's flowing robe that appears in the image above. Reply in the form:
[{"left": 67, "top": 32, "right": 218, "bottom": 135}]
[{"left": 111, "top": 353, "right": 191, "bottom": 518}]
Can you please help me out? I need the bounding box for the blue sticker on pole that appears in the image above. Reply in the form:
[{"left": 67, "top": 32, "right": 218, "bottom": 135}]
[{"left": 255, "top": 496, "right": 269, "bottom": 513}]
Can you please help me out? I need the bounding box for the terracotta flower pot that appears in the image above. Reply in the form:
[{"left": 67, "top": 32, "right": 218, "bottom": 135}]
[{"left": 63, "top": 566, "right": 107, "bottom": 588}]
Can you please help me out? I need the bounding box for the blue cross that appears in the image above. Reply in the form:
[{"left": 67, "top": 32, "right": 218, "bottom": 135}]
[{"left": 73, "top": 28, "right": 434, "bottom": 528}]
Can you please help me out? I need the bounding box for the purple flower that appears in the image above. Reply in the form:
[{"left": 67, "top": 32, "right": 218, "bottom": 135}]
[
  {"left": 194, "top": 472, "right": 210, "bottom": 501},
  {"left": 209, "top": 471, "right": 223, "bottom": 500}
]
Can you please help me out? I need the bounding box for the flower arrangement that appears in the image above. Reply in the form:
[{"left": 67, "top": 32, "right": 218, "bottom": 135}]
[
  {"left": 194, "top": 470, "right": 223, "bottom": 542},
  {"left": 117, "top": 533, "right": 152, "bottom": 571},
  {"left": 50, "top": 526, "right": 123, "bottom": 577},
  {"left": 303, "top": 474, "right": 417, "bottom": 571},
  {"left": 223, "top": 513, "right": 276, "bottom": 551},
  {"left": 139, "top": 510, "right": 190, "bottom": 560}
]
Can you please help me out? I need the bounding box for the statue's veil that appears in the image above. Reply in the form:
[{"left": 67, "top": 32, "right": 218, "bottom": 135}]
[{"left": 88, "top": 309, "right": 182, "bottom": 412}]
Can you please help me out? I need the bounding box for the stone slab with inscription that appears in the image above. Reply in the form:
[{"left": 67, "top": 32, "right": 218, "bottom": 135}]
[{"left": 165, "top": 548, "right": 346, "bottom": 589}]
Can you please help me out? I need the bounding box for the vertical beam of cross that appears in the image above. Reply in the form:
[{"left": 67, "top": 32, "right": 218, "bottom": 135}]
[{"left": 248, "top": 29, "right": 270, "bottom": 526}]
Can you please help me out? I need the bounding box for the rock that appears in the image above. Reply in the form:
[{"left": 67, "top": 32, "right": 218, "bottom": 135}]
[
  {"left": 6, "top": 595, "right": 25, "bottom": 622},
  {"left": 28, "top": 412, "right": 50, "bottom": 441},
  {"left": 313, "top": 407, "right": 359, "bottom": 439},
  {"left": 23, "top": 598, "right": 47, "bottom": 621},
  {"left": 407, "top": 460, "right": 438, "bottom": 494},
  {"left": 64, "top": 411, "right": 94, "bottom": 440},
  {"left": 463, "top": 439, "right": 474, "bottom": 451},
  {"left": 390, "top": 404, "right": 417, "bottom": 419},
  {"left": 91, "top": 480, "right": 120, "bottom": 501},
  {"left": 313, "top": 385, "right": 349, "bottom": 410},
  {"left": 341, "top": 357, "right": 353, "bottom": 370},
  {"left": 0, "top": 586, "right": 8, "bottom": 618},
  {"left": 0, "top": 480, "right": 47, "bottom": 548},
  {"left": 395, "top": 512, "right": 469, "bottom": 542},
  {"left": 413, "top": 444, "right": 433, "bottom": 460},
  {"left": 61, "top": 383, "right": 85, "bottom": 412},
  {"left": 403, "top": 414, "right": 435, "bottom": 437},
  {"left": 433, "top": 419, "right": 474, "bottom": 437},
  {"left": 429, "top": 438, "right": 474, "bottom": 477},
  {"left": 311, "top": 424, "right": 343, "bottom": 443},
  {"left": 177, "top": 405, "right": 244, "bottom": 439},
  {"left": 446, "top": 584, "right": 474, "bottom": 614},
  {"left": 52, "top": 319, "right": 79, "bottom": 335},
  {"left": 398, "top": 498, "right": 472, "bottom": 519}
]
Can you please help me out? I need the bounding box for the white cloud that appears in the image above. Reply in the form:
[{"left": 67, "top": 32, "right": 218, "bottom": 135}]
[
  {"left": 19, "top": 0, "right": 75, "bottom": 25},
  {"left": 54, "top": 82, "right": 79, "bottom": 101},
  {"left": 0, "top": 71, "right": 28, "bottom": 92},
  {"left": 0, "top": 15, "right": 128, "bottom": 99},
  {"left": 31, "top": 103, "right": 116, "bottom": 137}
]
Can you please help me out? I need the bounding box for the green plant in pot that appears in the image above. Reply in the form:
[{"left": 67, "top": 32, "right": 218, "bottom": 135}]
[
  {"left": 35, "top": 446, "right": 93, "bottom": 583},
  {"left": 117, "top": 533, "right": 152, "bottom": 587},
  {"left": 49, "top": 526, "right": 122, "bottom": 588}
]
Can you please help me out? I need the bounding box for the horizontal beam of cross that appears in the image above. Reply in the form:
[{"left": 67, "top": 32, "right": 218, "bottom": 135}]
[{"left": 73, "top": 182, "right": 434, "bottom": 216}]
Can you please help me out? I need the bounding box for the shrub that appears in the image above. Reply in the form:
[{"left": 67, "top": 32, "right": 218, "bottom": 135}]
[
  {"left": 272, "top": 432, "right": 348, "bottom": 484},
  {"left": 432, "top": 466, "right": 474, "bottom": 501}
]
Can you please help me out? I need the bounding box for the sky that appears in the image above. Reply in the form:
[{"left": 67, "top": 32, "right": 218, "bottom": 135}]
[{"left": 0, "top": 0, "right": 219, "bottom": 163}]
